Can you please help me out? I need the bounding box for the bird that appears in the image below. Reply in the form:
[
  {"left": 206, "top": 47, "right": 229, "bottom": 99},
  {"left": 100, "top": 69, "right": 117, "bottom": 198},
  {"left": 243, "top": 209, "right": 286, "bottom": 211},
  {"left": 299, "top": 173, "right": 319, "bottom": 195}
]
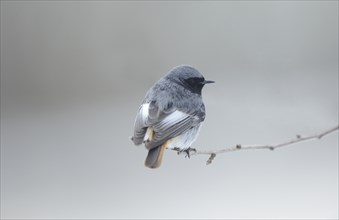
[{"left": 131, "top": 65, "right": 214, "bottom": 168}]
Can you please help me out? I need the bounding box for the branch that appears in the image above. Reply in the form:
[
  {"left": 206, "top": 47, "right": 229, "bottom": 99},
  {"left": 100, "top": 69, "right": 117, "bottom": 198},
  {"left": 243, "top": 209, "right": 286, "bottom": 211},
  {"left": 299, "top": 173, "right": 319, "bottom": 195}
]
[{"left": 172, "top": 125, "right": 339, "bottom": 165}]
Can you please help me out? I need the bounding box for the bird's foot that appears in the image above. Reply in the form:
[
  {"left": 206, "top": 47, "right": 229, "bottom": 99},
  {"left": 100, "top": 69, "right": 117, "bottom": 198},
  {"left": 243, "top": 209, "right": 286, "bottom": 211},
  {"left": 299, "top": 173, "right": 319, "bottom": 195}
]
[{"left": 174, "top": 147, "right": 196, "bottom": 158}]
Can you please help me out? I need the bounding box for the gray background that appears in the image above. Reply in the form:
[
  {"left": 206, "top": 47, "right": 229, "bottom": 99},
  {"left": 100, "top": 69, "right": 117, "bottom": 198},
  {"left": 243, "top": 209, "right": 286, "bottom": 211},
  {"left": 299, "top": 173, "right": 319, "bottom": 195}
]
[{"left": 1, "top": 1, "right": 338, "bottom": 219}]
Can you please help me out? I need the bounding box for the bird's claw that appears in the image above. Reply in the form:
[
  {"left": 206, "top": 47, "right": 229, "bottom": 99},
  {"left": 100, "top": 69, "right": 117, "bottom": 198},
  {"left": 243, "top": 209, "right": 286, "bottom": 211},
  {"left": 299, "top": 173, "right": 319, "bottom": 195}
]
[
  {"left": 173, "top": 147, "right": 196, "bottom": 158},
  {"left": 183, "top": 147, "right": 196, "bottom": 158}
]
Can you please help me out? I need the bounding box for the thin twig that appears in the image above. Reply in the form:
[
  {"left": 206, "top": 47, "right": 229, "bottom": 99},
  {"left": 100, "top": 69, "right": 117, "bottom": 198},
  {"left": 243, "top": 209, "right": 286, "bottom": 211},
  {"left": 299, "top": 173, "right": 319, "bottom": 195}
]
[{"left": 172, "top": 125, "right": 339, "bottom": 165}]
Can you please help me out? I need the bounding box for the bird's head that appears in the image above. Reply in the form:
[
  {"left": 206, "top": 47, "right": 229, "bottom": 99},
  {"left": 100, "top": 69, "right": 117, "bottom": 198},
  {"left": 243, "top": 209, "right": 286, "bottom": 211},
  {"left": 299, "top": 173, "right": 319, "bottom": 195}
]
[{"left": 165, "top": 65, "right": 214, "bottom": 95}]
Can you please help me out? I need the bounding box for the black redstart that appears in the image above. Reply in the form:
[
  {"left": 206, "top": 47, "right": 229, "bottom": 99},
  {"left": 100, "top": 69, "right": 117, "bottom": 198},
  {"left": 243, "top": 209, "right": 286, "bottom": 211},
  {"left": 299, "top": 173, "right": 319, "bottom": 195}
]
[{"left": 131, "top": 65, "right": 214, "bottom": 168}]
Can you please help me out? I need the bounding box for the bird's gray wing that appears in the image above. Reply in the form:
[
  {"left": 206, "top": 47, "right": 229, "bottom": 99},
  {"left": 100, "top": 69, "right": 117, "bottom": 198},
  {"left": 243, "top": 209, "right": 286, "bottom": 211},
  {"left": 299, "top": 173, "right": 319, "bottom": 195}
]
[
  {"left": 131, "top": 100, "right": 175, "bottom": 145},
  {"left": 145, "top": 105, "right": 203, "bottom": 150},
  {"left": 131, "top": 104, "right": 148, "bottom": 145},
  {"left": 132, "top": 100, "right": 203, "bottom": 149}
]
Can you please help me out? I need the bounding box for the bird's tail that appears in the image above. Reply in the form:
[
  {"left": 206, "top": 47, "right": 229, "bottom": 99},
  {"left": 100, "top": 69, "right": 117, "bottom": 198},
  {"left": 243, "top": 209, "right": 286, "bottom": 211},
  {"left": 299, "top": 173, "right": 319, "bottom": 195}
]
[{"left": 144, "top": 142, "right": 167, "bottom": 169}]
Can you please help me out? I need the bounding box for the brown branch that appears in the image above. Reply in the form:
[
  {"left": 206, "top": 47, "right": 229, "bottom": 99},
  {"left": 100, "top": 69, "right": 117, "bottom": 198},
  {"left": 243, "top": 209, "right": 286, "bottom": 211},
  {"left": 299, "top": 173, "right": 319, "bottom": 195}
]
[{"left": 172, "top": 125, "right": 339, "bottom": 165}]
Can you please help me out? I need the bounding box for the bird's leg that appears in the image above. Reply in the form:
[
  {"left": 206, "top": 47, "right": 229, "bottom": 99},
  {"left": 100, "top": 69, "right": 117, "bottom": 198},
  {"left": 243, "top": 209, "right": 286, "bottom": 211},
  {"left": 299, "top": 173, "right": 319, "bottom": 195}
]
[
  {"left": 182, "top": 147, "right": 197, "bottom": 158},
  {"left": 173, "top": 147, "right": 196, "bottom": 158},
  {"left": 173, "top": 147, "right": 182, "bottom": 155}
]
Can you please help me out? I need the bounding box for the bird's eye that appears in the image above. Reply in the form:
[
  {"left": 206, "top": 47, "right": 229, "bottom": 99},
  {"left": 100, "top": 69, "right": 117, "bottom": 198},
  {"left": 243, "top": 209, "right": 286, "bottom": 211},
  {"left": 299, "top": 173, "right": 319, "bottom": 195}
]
[
  {"left": 187, "top": 78, "right": 195, "bottom": 85},
  {"left": 184, "top": 77, "right": 205, "bottom": 94},
  {"left": 186, "top": 77, "right": 204, "bottom": 86}
]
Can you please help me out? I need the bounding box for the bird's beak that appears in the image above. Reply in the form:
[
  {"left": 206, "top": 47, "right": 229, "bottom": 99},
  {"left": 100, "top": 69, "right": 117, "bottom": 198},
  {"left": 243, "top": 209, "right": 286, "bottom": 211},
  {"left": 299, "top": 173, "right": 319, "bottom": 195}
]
[{"left": 203, "top": 80, "right": 215, "bottom": 84}]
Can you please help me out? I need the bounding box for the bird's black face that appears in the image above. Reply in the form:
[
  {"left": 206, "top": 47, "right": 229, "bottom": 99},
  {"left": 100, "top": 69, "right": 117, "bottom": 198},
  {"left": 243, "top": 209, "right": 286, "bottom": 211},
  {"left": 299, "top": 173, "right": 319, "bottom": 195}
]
[{"left": 184, "top": 77, "right": 214, "bottom": 95}]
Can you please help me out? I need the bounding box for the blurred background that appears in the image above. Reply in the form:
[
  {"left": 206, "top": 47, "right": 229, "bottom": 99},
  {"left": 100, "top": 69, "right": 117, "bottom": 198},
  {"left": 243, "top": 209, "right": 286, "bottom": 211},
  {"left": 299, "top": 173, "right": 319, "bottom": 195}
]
[{"left": 1, "top": 1, "right": 338, "bottom": 219}]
